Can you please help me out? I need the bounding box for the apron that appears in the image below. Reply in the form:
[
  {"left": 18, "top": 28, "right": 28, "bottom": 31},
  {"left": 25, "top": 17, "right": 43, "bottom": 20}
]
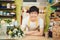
[{"left": 26, "top": 18, "right": 40, "bottom": 31}]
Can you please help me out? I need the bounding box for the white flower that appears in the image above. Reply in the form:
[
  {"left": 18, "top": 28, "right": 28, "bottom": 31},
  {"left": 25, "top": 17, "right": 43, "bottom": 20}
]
[
  {"left": 18, "top": 33, "right": 21, "bottom": 35},
  {"left": 15, "top": 35, "right": 17, "bottom": 37},
  {"left": 13, "top": 28, "right": 18, "bottom": 33},
  {"left": 8, "top": 31, "right": 12, "bottom": 35}
]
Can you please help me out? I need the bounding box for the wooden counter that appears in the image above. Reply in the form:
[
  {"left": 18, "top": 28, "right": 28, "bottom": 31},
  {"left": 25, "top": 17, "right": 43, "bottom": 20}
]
[
  {"left": 20, "top": 36, "right": 52, "bottom": 40},
  {"left": 0, "top": 35, "right": 52, "bottom": 40}
]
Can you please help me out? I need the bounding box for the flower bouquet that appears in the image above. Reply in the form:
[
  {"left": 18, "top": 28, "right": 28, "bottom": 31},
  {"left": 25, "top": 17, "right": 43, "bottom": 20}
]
[{"left": 7, "top": 26, "right": 24, "bottom": 38}]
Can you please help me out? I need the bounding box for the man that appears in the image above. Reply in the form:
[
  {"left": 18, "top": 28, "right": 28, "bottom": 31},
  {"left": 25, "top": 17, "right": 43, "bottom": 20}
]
[{"left": 21, "top": 6, "right": 44, "bottom": 36}]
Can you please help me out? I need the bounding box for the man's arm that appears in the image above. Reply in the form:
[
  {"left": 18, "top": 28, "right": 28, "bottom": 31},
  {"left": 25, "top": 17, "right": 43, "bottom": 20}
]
[
  {"left": 39, "top": 18, "right": 44, "bottom": 35},
  {"left": 31, "top": 29, "right": 44, "bottom": 36},
  {"left": 31, "top": 19, "right": 44, "bottom": 36},
  {"left": 21, "top": 18, "right": 38, "bottom": 35}
]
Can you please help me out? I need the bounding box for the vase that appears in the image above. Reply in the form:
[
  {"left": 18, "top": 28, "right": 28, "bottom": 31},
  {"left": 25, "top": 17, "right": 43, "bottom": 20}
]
[{"left": 45, "top": 32, "right": 48, "bottom": 38}]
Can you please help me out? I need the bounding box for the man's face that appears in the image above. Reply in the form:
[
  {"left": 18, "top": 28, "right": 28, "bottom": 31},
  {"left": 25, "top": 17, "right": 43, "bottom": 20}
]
[{"left": 29, "top": 11, "right": 38, "bottom": 20}]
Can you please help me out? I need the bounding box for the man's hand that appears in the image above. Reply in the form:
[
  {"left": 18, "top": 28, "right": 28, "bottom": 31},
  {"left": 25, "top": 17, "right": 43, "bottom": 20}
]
[
  {"left": 31, "top": 31, "right": 42, "bottom": 36},
  {"left": 24, "top": 30, "right": 38, "bottom": 35}
]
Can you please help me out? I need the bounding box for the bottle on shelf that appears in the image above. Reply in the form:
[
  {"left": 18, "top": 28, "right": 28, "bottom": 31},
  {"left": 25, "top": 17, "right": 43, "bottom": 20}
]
[
  {"left": 6, "top": 11, "right": 10, "bottom": 16},
  {"left": 7, "top": 3, "right": 10, "bottom": 9},
  {"left": 2, "top": 3, "right": 6, "bottom": 8},
  {"left": 10, "top": 12, "right": 15, "bottom": 15},
  {"left": 11, "top": 3, "right": 16, "bottom": 9},
  {"left": 3, "top": 12, "right": 7, "bottom": 16},
  {"left": 0, "top": 11, "right": 3, "bottom": 15}
]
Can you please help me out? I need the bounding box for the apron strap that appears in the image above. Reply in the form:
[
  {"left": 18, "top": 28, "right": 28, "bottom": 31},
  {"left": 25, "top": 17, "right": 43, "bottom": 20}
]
[{"left": 27, "top": 18, "right": 40, "bottom": 31}]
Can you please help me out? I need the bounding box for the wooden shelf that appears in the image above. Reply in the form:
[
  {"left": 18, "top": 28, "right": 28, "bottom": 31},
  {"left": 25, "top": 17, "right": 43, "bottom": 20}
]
[
  {"left": 0, "top": 1, "right": 14, "bottom": 3},
  {"left": 0, "top": 15, "right": 16, "bottom": 18},
  {"left": 51, "top": 2, "right": 60, "bottom": 7},
  {"left": 0, "top": 0, "right": 16, "bottom": 18},
  {"left": 0, "top": 8, "right": 15, "bottom": 10}
]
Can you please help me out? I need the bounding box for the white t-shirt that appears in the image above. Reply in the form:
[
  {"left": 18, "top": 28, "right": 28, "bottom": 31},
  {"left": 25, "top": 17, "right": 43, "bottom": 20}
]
[{"left": 21, "top": 16, "right": 44, "bottom": 31}]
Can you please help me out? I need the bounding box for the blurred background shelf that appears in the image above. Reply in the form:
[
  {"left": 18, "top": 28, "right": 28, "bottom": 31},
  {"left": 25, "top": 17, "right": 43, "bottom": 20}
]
[
  {"left": 0, "top": 1, "right": 14, "bottom": 3},
  {"left": 0, "top": 0, "right": 16, "bottom": 18},
  {"left": 0, "top": 8, "right": 15, "bottom": 10},
  {"left": 51, "top": 2, "right": 60, "bottom": 7},
  {"left": 0, "top": 15, "right": 16, "bottom": 18}
]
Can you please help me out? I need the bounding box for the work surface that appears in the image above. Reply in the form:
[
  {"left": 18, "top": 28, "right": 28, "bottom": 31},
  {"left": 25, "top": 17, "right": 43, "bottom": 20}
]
[
  {"left": 21, "top": 36, "right": 52, "bottom": 40},
  {"left": 0, "top": 35, "right": 52, "bottom": 40}
]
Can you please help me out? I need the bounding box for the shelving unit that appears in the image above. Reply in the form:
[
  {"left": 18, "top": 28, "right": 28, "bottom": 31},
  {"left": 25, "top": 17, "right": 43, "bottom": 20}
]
[
  {"left": 51, "top": 2, "right": 60, "bottom": 7},
  {"left": 0, "top": 0, "right": 17, "bottom": 37},
  {"left": 0, "top": 1, "right": 14, "bottom": 3},
  {"left": 50, "top": 1, "right": 60, "bottom": 39},
  {"left": 0, "top": 8, "right": 15, "bottom": 10},
  {"left": 0, "top": 0, "right": 14, "bottom": 2},
  {"left": 50, "top": 1, "right": 60, "bottom": 19},
  {"left": 0, "top": 0, "right": 16, "bottom": 18}
]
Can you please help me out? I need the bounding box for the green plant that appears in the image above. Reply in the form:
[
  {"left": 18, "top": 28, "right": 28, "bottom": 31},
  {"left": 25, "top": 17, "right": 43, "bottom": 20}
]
[
  {"left": 7, "top": 26, "right": 24, "bottom": 37},
  {"left": 4, "top": 19, "right": 12, "bottom": 24}
]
